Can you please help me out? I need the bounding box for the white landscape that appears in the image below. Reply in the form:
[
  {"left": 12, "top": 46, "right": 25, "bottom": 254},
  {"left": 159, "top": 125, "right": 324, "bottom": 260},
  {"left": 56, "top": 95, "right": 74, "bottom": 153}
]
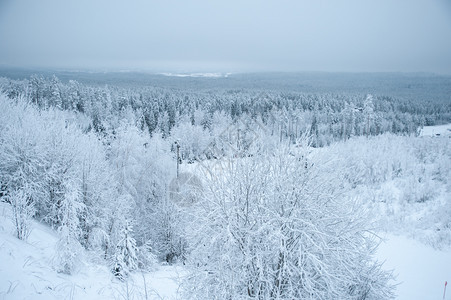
[
  {"left": 0, "top": 80, "right": 449, "bottom": 299},
  {"left": 1, "top": 1, "right": 451, "bottom": 299}
]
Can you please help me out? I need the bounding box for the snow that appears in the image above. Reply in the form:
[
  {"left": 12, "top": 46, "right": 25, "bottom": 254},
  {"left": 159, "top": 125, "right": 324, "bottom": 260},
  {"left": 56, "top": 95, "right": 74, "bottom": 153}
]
[
  {"left": 0, "top": 202, "right": 185, "bottom": 300},
  {"left": 377, "top": 233, "right": 451, "bottom": 300},
  {"left": 4, "top": 198, "right": 451, "bottom": 299},
  {"left": 419, "top": 123, "right": 451, "bottom": 137},
  {"left": 160, "top": 72, "right": 230, "bottom": 78},
  {"left": 1, "top": 126, "right": 450, "bottom": 298}
]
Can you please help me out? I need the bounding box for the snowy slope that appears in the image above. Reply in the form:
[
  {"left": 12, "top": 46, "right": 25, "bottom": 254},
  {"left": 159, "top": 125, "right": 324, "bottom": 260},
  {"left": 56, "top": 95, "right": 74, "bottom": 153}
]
[
  {"left": 3, "top": 203, "right": 451, "bottom": 300},
  {"left": 377, "top": 233, "right": 451, "bottom": 300},
  {"left": 3, "top": 205, "right": 451, "bottom": 299},
  {"left": 0, "top": 202, "right": 184, "bottom": 300}
]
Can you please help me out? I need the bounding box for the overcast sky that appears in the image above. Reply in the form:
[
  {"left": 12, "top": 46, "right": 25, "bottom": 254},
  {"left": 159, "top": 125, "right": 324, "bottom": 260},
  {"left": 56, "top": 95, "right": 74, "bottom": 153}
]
[{"left": 0, "top": 0, "right": 451, "bottom": 73}]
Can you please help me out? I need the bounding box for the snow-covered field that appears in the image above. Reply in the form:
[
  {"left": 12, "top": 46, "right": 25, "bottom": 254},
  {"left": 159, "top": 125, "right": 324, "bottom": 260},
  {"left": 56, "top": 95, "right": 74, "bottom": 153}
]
[
  {"left": 0, "top": 202, "right": 184, "bottom": 300},
  {"left": 420, "top": 124, "right": 451, "bottom": 137}
]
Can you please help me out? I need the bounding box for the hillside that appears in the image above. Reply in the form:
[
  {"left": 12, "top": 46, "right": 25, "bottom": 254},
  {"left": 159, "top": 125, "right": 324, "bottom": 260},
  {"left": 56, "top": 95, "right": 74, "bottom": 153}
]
[
  {"left": 0, "top": 202, "right": 183, "bottom": 300},
  {"left": 2, "top": 200, "right": 451, "bottom": 299}
]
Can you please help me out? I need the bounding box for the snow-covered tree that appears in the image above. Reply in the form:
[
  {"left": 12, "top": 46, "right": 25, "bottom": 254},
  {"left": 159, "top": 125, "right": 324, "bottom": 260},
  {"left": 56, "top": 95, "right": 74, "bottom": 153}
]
[
  {"left": 363, "top": 94, "right": 375, "bottom": 137},
  {"left": 112, "top": 220, "right": 139, "bottom": 279},
  {"left": 8, "top": 187, "right": 34, "bottom": 241},
  {"left": 184, "top": 143, "right": 395, "bottom": 299},
  {"left": 54, "top": 180, "right": 84, "bottom": 274},
  {"left": 48, "top": 75, "right": 62, "bottom": 109},
  {"left": 108, "top": 123, "right": 179, "bottom": 263},
  {"left": 0, "top": 97, "right": 46, "bottom": 239},
  {"left": 75, "top": 135, "right": 116, "bottom": 250}
]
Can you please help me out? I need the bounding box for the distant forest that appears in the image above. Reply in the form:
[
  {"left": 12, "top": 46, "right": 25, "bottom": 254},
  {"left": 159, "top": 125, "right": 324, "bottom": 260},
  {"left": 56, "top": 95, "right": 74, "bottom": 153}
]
[{"left": 0, "top": 72, "right": 450, "bottom": 151}]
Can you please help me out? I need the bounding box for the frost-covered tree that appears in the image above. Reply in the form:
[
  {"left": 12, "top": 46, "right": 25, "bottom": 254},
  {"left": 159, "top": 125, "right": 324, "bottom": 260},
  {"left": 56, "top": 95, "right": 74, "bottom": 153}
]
[
  {"left": 170, "top": 121, "right": 211, "bottom": 162},
  {"left": 107, "top": 122, "right": 184, "bottom": 266},
  {"left": 0, "top": 97, "right": 46, "bottom": 239},
  {"left": 112, "top": 220, "right": 139, "bottom": 279},
  {"left": 363, "top": 94, "right": 375, "bottom": 137},
  {"left": 153, "top": 195, "right": 189, "bottom": 263},
  {"left": 77, "top": 134, "right": 116, "bottom": 250},
  {"left": 48, "top": 75, "right": 62, "bottom": 109},
  {"left": 0, "top": 94, "right": 113, "bottom": 252},
  {"left": 159, "top": 111, "right": 171, "bottom": 138},
  {"left": 8, "top": 187, "right": 34, "bottom": 241},
  {"left": 54, "top": 180, "right": 84, "bottom": 274},
  {"left": 184, "top": 143, "right": 394, "bottom": 299}
]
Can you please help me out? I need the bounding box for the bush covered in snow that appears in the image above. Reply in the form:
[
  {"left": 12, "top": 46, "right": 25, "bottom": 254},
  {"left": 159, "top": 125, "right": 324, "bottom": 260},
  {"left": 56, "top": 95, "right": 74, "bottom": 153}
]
[{"left": 183, "top": 144, "right": 395, "bottom": 299}]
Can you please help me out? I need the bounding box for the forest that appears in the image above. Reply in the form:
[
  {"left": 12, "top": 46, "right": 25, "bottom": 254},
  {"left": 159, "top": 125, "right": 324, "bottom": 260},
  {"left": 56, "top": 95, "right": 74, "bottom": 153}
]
[{"left": 0, "top": 72, "right": 450, "bottom": 299}]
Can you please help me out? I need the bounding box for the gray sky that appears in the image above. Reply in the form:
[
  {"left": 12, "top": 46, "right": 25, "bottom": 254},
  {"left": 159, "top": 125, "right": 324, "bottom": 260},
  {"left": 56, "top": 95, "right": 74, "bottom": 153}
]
[{"left": 1, "top": 0, "right": 451, "bottom": 73}]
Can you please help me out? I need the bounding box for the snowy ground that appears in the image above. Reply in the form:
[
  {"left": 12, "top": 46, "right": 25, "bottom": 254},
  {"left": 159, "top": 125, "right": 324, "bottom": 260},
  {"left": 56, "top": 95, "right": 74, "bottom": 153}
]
[
  {"left": 2, "top": 201, "right": 451, "bottom": 299},
  {"left": 377, "top": 233, "right": 451, "bottom": 300},
  {"left": 0, "top": 202, "right": 185, "bottom": 300},
  {"left": 419, "top": 123, "right": 451, "bottom": 137}
]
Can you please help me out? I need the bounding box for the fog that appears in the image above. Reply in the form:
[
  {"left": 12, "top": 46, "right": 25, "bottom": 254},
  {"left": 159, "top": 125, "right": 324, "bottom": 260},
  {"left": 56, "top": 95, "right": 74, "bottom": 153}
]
[{"left": 1, "top": 0, "right": 451, "bottom": 73}]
